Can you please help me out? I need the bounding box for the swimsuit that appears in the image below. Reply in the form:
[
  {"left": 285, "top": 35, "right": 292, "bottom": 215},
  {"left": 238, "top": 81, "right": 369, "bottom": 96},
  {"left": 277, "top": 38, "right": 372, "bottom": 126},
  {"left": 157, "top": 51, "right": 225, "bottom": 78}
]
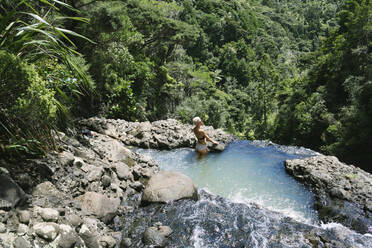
[{"left": 195, "top": 142, "right": 207, "bottom": 152}]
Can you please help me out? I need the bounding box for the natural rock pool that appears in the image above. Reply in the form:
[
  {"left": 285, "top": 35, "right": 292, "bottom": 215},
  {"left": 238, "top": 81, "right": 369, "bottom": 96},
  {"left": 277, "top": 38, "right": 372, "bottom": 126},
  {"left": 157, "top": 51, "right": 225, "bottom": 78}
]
[{"left": 134, "top": 140, "right": 319, "bottom": 225}]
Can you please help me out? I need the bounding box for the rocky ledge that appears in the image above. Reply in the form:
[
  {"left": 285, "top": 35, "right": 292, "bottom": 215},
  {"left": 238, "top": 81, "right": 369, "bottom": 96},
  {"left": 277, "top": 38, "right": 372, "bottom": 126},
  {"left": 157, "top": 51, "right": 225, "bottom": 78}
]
[
  {"left": 79, "top": 117, "right": 236, "bottom": 152},
  {"left": 285, "top": 155, "right": 372, "bottom": 234}
]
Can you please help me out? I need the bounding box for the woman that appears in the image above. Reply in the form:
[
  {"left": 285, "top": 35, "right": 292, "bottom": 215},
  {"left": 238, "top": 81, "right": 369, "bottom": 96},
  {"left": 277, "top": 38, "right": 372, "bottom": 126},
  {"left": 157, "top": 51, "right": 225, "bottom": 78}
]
[{"left": 193, "top": 117, "right": 219, "bottom": 158}]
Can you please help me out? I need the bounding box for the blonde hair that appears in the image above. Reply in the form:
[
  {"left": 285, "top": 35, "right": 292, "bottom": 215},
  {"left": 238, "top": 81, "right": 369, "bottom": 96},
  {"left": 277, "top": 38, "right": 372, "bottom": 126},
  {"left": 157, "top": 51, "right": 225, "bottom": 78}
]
[{"left": 193, "top": 117, "right": 201, "bottom": 125}]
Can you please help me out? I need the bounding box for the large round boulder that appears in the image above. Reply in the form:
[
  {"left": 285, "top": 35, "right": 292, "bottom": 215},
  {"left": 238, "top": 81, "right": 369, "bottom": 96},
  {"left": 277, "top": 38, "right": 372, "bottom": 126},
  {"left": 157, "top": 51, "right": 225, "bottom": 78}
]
[{"left": 142, "top": 171, "right": 198, "bottom": 203}]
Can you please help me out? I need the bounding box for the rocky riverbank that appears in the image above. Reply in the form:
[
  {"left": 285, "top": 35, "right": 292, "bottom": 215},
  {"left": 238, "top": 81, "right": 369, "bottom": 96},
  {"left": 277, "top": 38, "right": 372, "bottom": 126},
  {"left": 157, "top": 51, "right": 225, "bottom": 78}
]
[
  {"left": 285, "top": 155, "right": 372, "bottom": 234},
  {"left": 0, "top": 117, "right": 371, "bottom": 247},
  {"left": 79, "top": 117, "right": 236, "bottom": 152}
]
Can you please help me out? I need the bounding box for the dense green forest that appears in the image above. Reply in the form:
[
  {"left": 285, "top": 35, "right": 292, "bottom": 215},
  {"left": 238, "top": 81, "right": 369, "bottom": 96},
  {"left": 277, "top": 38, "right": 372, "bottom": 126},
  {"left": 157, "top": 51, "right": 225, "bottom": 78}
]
[{"left": 0, "top": 0, "right": 371, "bottom": 172}]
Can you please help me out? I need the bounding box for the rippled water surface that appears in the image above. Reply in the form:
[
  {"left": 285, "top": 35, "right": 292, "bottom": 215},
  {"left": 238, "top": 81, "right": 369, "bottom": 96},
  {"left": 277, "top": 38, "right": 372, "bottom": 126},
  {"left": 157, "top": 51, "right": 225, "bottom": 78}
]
[{"left": 134, "top": 141, "right": 319, "bottom": 224}]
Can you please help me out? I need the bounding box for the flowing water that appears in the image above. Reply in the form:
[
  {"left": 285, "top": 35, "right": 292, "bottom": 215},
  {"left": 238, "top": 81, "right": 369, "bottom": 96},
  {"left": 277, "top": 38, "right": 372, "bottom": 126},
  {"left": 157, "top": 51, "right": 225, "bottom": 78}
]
[{"left": 134, "top": 140, "right": 319, "bottom": 225}]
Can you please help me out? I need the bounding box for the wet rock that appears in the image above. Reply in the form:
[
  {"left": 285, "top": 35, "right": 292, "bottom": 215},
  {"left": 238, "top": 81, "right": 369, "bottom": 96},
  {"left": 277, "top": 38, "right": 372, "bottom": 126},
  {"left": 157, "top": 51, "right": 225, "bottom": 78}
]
[
  {"left": 13, "top": 236, "right": 32, "bottom": 248},
  {"left": 142, "top": 224, "right": 172, "bottom": 247},
  {"left": 285, "top": 155, "right": 372, "bottom": 234},
  {"left": 59, "top": 151, "right": 74, "bottom": 166},
  {"left": 33, "top": 222, "right": 59, "bottom": 241},
  {"left": 0, "top": 173, "right": 28, "bottom": 208},
  {"left": 77, "top": 192, "right": 120, "bottom": 223},
  {"left": 99, "top": 235, "right": 116, "bottom": 248},
  {"left": 120, "top": 237, "right": 132, "bottom": 248},
  {"left": 18, "top": 210, "right": 31, "bottom": 224},
  {"left": 142, "top": 171, "right": 198, "bottom": 203}
]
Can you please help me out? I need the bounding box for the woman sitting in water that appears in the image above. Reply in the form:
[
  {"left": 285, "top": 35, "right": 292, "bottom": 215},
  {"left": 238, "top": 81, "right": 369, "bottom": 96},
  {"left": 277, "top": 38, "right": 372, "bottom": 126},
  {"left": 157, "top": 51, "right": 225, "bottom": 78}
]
[{"left": 193, "top": 117, "right": 219, "bottom": 158}]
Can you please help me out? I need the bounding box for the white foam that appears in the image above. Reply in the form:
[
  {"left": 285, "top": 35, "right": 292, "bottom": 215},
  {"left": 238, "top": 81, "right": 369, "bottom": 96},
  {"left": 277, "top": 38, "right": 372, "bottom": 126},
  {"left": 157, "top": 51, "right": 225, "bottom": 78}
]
[
  {"left": 191, "top": 225, "right": 205, "bottom": 248},
  {"left": 229, "top": 189, "right": 316, "bottom": 225},
  {"left": 321, "top": 222, "right": 346, "bottom": 230}
]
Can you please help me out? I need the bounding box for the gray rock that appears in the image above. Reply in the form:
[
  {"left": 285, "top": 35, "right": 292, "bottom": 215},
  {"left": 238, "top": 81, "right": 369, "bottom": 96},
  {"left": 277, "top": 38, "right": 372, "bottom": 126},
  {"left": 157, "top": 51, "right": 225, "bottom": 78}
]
[
  {"left": 18, "top": 210, "right": 31, "bottom": 224},
  {"left": 120, "top": 237, "right": 132, "bottom": 248},
  {"left": 0, "top": 174, "right": 28, "bottom": 208},
  {"left": 73, "top": 157, "right": 85, "bottom": 167},
  {"left": 58, "top": 224, "right": 80, "bottom": 248},
  {"left": 79, "top": 224, "right": 99, "bottom": 248},
  {"left": 142, "top": 171, "right": 198, "bottom": 203},
  {"left": 142, "top": 225, "right": 173, "bottom": 247},
  {"left": 33, "top": 181, "right": 64, "bottom": 198},
  {"left": 101, "top": 175, "right": 111, "bottom": 188},
  {"left": 77, "top": 192, "right": 120, "bottom": 223},
  {"left": 285, "top": 155, "right": 372, "bottom": 234},
  {"left": 66, "top": 214, "right": 82, "bottom": 227},
  {"left": 0, "top": 199, "right": 12, "bottom": 211},
  {"left": 17, "top": 223, "right": 28, "bottom": 235},
  {"left": 36, "top": 207, "right": 59, "bottom": 222},
  {"left": 0, "top": 222, "right": 6, "bottom": 233},
  {"left": 33, "top": 222, "right": 59, "bottom": 241},
  {"left": 99, "top": 235, "right": 116, "bottom": 248},
  {"left": 130, "top": 181, "right": 144, "bottom": 191},
  {"left": 13, "top": 236, "right": 31, "bottom": 248},
  {"left": 81, "top": 164, "right": 104, "bottom": 182},
  {"left": 59, "top": 151, "right": 75, "bottom": 166},
  {"left": 114, "top": 163, "right": 132, "bottom": 180}
]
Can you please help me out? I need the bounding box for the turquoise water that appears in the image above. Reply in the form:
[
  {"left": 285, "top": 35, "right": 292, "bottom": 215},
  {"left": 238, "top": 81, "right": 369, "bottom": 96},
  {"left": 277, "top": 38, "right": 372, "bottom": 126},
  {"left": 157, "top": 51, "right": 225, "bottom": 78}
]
[{"left": 134, "top": 141, "right": 319, "bottom": 224}]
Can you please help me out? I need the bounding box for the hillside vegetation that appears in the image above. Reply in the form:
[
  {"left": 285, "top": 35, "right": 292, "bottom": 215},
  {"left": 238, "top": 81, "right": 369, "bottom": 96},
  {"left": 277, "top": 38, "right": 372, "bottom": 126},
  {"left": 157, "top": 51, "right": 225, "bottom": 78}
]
[{"left": 0, "top": 0, "right": 371, "bottom": 171}]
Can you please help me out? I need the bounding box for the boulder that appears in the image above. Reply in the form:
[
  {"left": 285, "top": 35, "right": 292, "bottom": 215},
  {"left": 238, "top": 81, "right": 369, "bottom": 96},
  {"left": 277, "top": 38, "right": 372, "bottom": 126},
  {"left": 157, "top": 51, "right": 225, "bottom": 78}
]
[
  {"left": 0, "top": 173, "right": 29, "bottom": 208},
  {"left": 77, "top": 192, "right": 120, "bottom": 223},
  {"left": 142, "top": 171, "right": 198, "bottom": 203},
  {"left": 285, "top": 155, "right": 372, "bottom": 234},
  {"left": 33, "top": 222, "right": 59, "bottom": 241}
]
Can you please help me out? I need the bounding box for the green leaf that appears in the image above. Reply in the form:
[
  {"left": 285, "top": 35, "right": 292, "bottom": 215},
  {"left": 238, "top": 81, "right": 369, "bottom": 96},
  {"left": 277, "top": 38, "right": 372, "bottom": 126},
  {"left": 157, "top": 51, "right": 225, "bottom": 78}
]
[
  {"left": 22, "top": 12, "right": 50, "bottom": 26},
  {"left": 55, "top": 27, "right": 96, "bottom": 44}
]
